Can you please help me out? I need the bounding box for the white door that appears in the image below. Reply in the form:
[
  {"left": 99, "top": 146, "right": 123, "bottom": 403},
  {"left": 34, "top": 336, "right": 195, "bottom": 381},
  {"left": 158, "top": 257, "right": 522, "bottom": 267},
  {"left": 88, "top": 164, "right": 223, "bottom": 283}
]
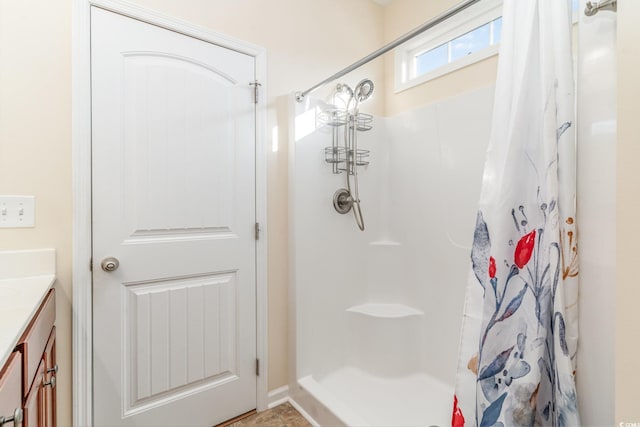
[{"left": 91, "top": 7, "right": 257, "bottom": 427}]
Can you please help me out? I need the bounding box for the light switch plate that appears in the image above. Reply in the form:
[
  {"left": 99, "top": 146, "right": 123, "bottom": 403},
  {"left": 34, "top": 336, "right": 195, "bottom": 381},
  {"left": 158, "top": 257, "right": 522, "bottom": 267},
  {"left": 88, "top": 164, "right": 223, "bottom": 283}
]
[{"left": 0, "top": 196, "right": 35, "bottom": 228}]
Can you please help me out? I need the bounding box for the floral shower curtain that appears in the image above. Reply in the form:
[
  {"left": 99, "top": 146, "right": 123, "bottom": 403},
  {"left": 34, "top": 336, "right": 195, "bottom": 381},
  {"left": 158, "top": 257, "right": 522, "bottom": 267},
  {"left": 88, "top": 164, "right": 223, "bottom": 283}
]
[{"left": 452, "top": 0, "right": 579, "bottom": 425}]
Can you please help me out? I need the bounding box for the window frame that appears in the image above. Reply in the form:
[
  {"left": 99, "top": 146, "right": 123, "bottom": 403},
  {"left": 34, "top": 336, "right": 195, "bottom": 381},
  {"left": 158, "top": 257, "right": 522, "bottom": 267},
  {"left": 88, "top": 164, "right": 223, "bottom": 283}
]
[{"left": 394, "top": 0, "right": 503, "bottom": 93}]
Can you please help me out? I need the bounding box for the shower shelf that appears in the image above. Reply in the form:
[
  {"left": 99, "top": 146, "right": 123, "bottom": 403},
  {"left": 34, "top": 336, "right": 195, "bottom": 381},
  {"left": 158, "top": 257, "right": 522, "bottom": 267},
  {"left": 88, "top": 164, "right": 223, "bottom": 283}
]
[
  {"left": 317, "top": 110, "right": 373, "bottom": 132},
  {"left": 353, "top": 113, "right": 373, "bottom": 132},
  {"left": 346, "top": 303, "right": 423, "bottom": 319},
  {"left": 324, "top": 147, "right": 370, "bottom": 169},
  {"left": 317, "top": 109, "right": 347, "bottom": 127}
]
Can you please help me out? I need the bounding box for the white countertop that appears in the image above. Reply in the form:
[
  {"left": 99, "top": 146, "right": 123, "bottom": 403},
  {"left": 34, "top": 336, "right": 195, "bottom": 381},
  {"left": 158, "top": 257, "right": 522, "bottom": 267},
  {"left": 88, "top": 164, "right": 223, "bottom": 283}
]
[{"left": 0, "top": 249, "right": 56, "bottom": 368}]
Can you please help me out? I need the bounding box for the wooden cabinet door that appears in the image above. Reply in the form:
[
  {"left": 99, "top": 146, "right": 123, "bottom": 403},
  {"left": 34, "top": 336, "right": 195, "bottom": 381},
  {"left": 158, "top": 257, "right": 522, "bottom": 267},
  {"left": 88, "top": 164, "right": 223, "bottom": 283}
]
[
  {"left": 0, "top": 352, "right": 23, "bottom": 426},
  {"left": 19, "top": 290, "right": 55, "bottom": 398},
  {"left": 43, "top": 328, "right": 56, "bottom": 427},
  {"left": 24, "top": 360, "right": 44, "bottom": 427},
  {"left": 24, "top": 329, "right": 56, "bottom": 427}
]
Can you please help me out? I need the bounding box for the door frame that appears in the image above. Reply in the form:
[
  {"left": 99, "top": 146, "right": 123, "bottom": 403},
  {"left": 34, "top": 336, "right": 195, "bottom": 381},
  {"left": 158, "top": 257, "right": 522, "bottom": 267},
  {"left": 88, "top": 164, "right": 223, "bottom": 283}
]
[{"left": 72, "top": 1, "right": 268, "bottom": 425}]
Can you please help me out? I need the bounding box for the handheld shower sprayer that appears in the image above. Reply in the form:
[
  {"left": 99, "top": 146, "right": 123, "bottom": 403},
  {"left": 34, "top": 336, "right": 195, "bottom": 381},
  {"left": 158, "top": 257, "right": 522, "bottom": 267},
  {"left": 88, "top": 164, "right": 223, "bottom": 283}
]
[
  {"left": 354, "top": 79, "right": 374, "bottom": 103},
  {"left": 323, "top": 79, "right": 374, "bottom": 231}
]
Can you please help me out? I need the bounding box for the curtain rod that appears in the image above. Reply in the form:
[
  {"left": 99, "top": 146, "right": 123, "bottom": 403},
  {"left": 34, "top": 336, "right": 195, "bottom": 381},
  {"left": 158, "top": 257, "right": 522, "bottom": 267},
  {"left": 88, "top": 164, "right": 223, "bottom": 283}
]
[{"left": 295, "top": 0, "right": 482, "bottom": 103}]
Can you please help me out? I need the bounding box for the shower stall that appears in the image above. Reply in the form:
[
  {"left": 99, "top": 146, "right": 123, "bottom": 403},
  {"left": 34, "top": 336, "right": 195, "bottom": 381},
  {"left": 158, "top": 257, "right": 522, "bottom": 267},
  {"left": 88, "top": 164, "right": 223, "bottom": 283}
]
[
  {"left": 287, "top": 0, "right": 615, "bottom": 426},
  {"left": 289, "top": 84, "right": 494, "bottom": 426},
  {"left": 287, "top": 2, "right": 494, "bottom": 424}
]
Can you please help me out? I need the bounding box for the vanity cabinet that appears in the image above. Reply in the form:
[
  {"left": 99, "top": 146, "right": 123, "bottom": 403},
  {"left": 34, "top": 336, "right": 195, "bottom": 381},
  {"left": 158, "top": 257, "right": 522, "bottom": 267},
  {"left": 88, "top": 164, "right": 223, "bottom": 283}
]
[
  {"left": 0, "top": 288, "right": 56, "bottom": 427},
  {"left": 0, "top": 352, "right": 23, "bottom": 427}
]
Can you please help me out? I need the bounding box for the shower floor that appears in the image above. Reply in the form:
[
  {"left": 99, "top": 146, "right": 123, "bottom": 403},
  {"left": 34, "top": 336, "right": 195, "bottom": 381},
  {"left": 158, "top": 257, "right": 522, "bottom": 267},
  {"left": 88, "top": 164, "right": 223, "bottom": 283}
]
[{"left": 298, "top": 366, "right": 453, "bottom": 427}]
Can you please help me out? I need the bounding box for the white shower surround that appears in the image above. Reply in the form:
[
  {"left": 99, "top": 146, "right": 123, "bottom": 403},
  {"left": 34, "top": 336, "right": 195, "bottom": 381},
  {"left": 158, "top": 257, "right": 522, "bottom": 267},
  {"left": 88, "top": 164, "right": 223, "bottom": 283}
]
[{"left": 289, "top": 86, "right": 495, "bottom": 426}]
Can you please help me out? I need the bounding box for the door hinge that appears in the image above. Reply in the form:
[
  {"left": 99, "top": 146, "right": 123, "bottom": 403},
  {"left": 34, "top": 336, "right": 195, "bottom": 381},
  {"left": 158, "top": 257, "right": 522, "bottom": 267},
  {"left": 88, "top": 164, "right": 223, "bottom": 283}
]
[
  {"left": 255, "top": 222, "right": 260, "bottom": 240},
  {"left": 250, "top": 80, "right": 261, "bottom": 104},
  {"left": 89, "top": 257, "right": 93, "bottom": 272},
  {"left": 256, "top": 358, "right": 260, "bottom": 376}
]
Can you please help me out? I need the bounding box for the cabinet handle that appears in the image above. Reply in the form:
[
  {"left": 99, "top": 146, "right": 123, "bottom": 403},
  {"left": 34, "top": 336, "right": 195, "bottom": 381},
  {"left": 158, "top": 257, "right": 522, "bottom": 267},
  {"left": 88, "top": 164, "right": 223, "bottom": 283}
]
[
  {"left": 46, "top": 364, "right": 58, "bottom": 374},
  {"left": 0, "top": 408, "right": 24, "bottom": 426},
  {"left": 43, "top": 376, "right": 56, "bottom": 389}
]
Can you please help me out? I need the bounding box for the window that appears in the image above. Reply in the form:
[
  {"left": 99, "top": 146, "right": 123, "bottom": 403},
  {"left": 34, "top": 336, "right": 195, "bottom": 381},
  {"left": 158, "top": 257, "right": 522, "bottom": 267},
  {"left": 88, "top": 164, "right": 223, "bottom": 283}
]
[
  {"left": 395, "top": 0, "right": 503, "bottom": 92},
  {"left": 413, "top": 16, "right": 502, "bottom": 78},
  {"left": 571, "top": 0, "right": 580, "bottom": 22},
  {"left": 395, "top": 0, "right": 580, "bottom": 93}
]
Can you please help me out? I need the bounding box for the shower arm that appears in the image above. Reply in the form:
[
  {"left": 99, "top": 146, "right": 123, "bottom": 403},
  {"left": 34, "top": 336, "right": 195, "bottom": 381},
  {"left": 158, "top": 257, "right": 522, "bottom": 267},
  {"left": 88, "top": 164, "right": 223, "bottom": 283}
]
[{"left": 294, "top": 0, "right": 481, "bottom": 103}]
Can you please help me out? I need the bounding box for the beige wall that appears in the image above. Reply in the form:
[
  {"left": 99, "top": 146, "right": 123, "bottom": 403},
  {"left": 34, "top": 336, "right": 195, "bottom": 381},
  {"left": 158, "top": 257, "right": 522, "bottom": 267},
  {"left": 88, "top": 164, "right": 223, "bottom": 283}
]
[
  {"left": 382, "top": 0, "right": 498, "bottom": 116},
  {"left": 616, "top": 0, "right": 640, "bottom": 422},
  {"left": 1, "top": 0, "right": 632, "bottom": 424},
  {"left": 0, "top": 1, "right": 73, "bottom": 427},
  {"left": 0, "top": 1, "right": 383, "bottom": 426}
]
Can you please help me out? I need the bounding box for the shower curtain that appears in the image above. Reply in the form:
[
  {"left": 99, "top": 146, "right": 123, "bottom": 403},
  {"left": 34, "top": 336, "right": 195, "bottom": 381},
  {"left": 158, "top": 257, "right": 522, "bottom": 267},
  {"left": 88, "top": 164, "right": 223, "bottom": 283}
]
[{"left": 452, "top": 0, "right": 579, "bottom": 426}]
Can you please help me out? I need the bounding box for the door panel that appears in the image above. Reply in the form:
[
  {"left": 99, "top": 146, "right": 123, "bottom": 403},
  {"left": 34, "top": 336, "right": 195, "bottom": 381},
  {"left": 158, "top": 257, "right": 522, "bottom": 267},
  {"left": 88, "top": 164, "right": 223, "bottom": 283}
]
[
  {"left": 122, "top": 53, "right": 237, "bottom": 239},
  {"left": 91, "top": 7, "right": 256, "bottom": 427},
  {"left": 125, "top": 273, "right": 237, "bottom": 410}
]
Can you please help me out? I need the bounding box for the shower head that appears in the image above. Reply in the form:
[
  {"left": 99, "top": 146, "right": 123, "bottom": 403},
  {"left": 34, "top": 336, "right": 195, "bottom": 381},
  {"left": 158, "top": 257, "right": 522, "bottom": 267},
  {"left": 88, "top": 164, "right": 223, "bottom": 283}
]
[
  {"left": 330, "top": 83, "right": 354, "bottom": 110},
  {"left": 335, "top": 83, "right": 353, "bottom": 98},
  {"left": 354, "top": 79, "right": 374, "bottom": 103}
]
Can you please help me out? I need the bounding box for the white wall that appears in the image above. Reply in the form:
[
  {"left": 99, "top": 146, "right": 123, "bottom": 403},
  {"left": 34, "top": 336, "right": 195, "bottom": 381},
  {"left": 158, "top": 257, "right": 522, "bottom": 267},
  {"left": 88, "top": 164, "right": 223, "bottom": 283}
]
[
  {"left": 576, "top": 0, "right": 616, "bottom": 424},
  {"left": 386, "top": 86, "right": 494, "bottom": 384},
  {"left": 291, "top": 98, "right": 385, "bottom": 380},
  {"left": 291, "top": 85, "right": 495, "bottom": 387}
]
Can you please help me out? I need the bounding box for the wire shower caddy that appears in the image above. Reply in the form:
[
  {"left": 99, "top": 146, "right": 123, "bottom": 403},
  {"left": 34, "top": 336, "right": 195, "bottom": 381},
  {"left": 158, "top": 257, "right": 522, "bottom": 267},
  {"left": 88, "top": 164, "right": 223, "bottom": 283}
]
[{"left": 318, "top": 109, "right": 372, "bottom": 175}]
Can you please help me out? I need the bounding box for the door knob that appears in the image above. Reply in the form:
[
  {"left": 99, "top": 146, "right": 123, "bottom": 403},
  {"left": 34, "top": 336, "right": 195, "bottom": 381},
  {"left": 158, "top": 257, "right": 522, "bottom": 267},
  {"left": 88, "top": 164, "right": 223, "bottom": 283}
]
[{"left": 101, "top": 257, "right": 120, "bottom": 272}]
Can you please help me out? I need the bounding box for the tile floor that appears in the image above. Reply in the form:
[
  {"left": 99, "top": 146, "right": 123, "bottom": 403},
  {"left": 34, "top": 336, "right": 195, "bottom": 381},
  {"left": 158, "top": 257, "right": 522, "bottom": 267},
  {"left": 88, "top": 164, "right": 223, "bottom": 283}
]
[{"left": 228, "top": 402, "right": 311, "bottom": 427}]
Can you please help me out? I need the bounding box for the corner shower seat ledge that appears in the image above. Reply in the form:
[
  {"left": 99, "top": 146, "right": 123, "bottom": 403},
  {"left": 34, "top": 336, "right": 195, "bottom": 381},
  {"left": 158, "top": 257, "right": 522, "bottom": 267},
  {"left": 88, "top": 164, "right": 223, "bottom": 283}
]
[{"left": 346, "top": 303, "right": 423, "bottom": 318}]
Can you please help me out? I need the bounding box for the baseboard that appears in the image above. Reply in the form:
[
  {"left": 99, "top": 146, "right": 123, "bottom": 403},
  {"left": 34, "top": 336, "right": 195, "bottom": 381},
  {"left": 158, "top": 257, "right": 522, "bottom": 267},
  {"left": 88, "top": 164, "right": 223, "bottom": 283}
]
[
  {"left": 288, "top": 397, "right": 321, "bottom": 427},
  {"left": 267, "top": 385, "right": 322, "bottom": 427},
  {"left": 267, "top": 385, "right": 289, "bottom": 409}
]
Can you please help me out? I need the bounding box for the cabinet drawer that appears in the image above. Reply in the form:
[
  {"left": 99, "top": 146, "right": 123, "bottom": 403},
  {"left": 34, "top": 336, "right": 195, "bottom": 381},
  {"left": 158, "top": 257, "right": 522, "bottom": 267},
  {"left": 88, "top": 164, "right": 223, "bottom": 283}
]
[
  {"left": 0, "top": 352, "right": 22, "bottom": 423},
  {"left": 18, "top": 289, "right": 55, "bottom": 396}
]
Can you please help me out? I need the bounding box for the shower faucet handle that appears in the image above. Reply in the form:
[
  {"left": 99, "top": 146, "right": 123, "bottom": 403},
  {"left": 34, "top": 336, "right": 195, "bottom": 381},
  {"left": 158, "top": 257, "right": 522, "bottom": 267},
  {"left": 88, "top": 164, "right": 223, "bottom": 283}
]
[{"left": 333, "top": 188, "right": 353, "bottom": 215}]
